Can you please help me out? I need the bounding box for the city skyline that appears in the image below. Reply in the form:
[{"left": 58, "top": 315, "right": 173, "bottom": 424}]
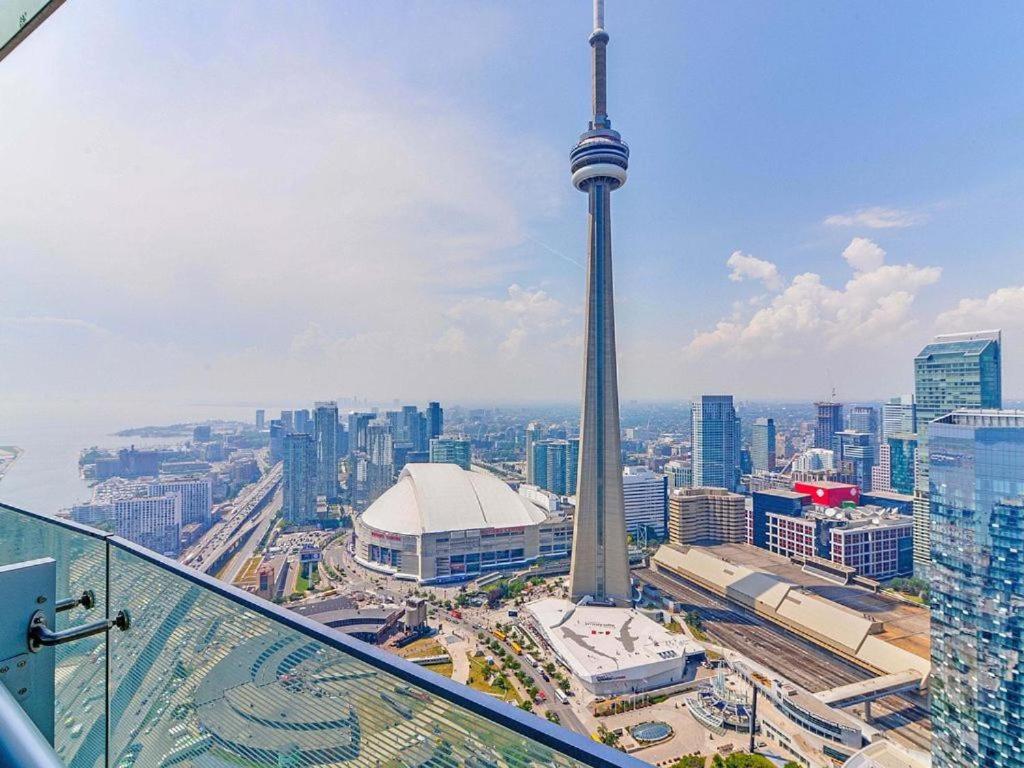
[{"left": 3, "top": 2, "right": 1024, "bottom": 404}]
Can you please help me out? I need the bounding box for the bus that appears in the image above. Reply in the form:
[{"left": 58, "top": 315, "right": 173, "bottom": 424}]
[
  {"left": 510, "top": 641, "right": 523, "bottom": 655},
  {"left": 492, "top": 630, "right": 506, "bottom": 642},
  {"left": 554, "top": 689, "right": 569, "bottom": 705},
  {"left": 523, "top": 653, "right": 539, "bottom": 668}
]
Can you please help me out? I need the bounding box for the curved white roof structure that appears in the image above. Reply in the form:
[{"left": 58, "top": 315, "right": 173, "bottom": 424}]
[{"left": 360, "top": 464, "right": 547, "bottom": 536}]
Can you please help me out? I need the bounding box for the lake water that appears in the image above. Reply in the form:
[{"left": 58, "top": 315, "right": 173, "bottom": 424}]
[{"left": 0, "top": 400, "right": 262, "bottom": 515}]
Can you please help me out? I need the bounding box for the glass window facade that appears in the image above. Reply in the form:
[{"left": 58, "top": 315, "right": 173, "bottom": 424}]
[{"left": 929, "top": 410, "right": 1024, "bottom": 768}]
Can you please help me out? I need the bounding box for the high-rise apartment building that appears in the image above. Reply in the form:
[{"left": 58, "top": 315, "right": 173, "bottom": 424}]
[
  {"left": 566, "top": 0, "right": 632, "bottom": 605},
  {"left": 882, "top": 395, "right": 916, "bottom": 439},
  {"left": 426, "top": 401, "right": 443, "bottom": 442},
  {"left": 366, "top": 421, "right": 395, "bottom": 504},
  {"left": 524, "top": 421, "right": 546, "bottom": 484},
  {"left": 751, "top": 417, "right": 776, "bottom": 473},
  {"left": 913, "top": 330, "right": 1002, "bottom": 573},
  {"left": 347, "top": 411, "right": 374, "bottom": 456},
  {"left": 112, "top": 493, "right": 182, "bottom": 556},
  {"left": 691, "top": 395, "right": 741, "bottom": 492},
  {"left": 621, "top": 466, "right": 667, "bottom": 537},
  {"left": 871, "top": 443, "right": 892, "bottom": 493},
  {"left": 428, "top": 437, "right": 471, "bottom": 471},
  {"left": 293, "top": 408, "right": 311, "bottom": 435},
  {"left": 255, "top": 409, "right": 265, "bottom": 430},
  {"left": 268, "top": 419, "right": 285, "bottom": 463},
  {"left": 283, "top": 433, "right": 317, "bottom": 524},
  {"left": 814, "top": 401, "right": 844, "bottom": 450},
  {"left": 668, "top": 487, "right": 745, "bottom": 546},
  {"left": 147, "top": 477, "right": 212, "bottom": 528},
  {"left": 280, "top": 410, "right": 294, "bottom": 432},
  {"left": 566, "top": 437, "right": 580, "bottom": 496},
  {"left": 314, "top": 401, "right": 340, "bottom": 500},
  {"left": 929, "top": 410, "right": 1024, "bottom": 768}
]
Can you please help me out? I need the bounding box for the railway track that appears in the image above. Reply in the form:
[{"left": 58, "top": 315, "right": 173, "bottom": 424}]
[{"left": 635, "top": 566, "right": 931, "bottom": 751}]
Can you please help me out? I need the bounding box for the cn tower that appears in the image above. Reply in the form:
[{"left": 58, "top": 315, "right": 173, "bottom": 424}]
[{"left": 568, "top": 0, "right": 632, "bottom": 606}]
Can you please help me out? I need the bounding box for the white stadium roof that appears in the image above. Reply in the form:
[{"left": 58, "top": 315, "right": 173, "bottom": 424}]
[{"left": 359, "top": 464, "right": 548, "bottom": 536}]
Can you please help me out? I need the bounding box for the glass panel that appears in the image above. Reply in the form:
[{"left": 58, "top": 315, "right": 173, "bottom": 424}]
[
  {"left": 0, "top": 0, "right": 57, "bottom": 54},
  {"left": 108, "top": 542, "right": 592, "bottom": 768},
  {"left": 0, "top": 505, "right": 108, "bottom": 768}
]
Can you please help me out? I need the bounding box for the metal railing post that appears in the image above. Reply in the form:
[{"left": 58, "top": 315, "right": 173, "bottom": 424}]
[{"left": 0, "top": 682, "right": 64, "bottom": 768}]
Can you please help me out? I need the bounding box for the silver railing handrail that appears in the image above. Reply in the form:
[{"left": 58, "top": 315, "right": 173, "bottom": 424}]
[{"left": 0, "top": 682, "right": 64, "bottom": 768}]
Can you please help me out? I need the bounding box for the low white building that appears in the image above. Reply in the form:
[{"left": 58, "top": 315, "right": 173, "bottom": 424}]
[
  {"left": 622, "top": 466, "right": 667, "bottom": 537},
  {"left": 525, "top": 597, "right": 702, "bottom": 696}
]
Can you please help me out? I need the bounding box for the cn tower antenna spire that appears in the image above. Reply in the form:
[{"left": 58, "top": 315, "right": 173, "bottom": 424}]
[{"left": 568, "top": 0, "right": 630, "bottom": 606}]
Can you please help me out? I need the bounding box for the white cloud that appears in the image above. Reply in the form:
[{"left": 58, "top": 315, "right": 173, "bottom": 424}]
[
  {"left": 726, "top": 251, "right": 782, "bottom": 290},
  {"left": 824, "top": 206, "right": 927, "bottom": 229},
  {"left": 842, "top": 237, "right": 887, "bottom": 272},
  {"left": 682, "top": 243, "right": 942, "bottom": 395},
  {"left": 937, "top": 285, "right": 1024, "bottom": 331}
]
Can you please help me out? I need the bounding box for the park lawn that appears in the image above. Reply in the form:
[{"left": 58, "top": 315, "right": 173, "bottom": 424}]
[
  {"left": 394, "top": 637, "right": 446, "bottom": 660},
  {"left": 466, "top": 654, "right": 521, "bottom": 704}
]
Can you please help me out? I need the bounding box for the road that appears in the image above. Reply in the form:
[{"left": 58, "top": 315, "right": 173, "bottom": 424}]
[
  {"left": 219, "top": 487, "right": 282, "bottom": 583},
  {"left": 635, "top": 566, "right": 932, "bottom": 752}
]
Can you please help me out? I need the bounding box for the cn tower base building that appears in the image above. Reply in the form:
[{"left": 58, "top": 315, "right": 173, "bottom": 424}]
[{"left": 526, "top": 0, "right": 701, "bottom": 697}]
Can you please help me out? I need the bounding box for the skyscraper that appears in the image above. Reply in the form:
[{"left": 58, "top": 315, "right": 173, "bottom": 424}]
[
  {"left": 567, "top": 0, "right": 631, "bottom": 606},
  {"left": 314, "top": 401, "right": 340, "bottom": 500},
  {"left": 524, "top": 421, "right": 546, "bottom": 484},
  {"left": 255, "top": 409, "right": 265, "bottom": 430},
  {"left": 566, "top": 437, "right": 580, "bottom": 495},
  {"left": 268, "top": 419, "right": 285, "bottom": 463},
  {"left": 621, "top": 466, "right": 668, "bottom": 538},
  {"left": 913, "top": 330, "right": 1002, "bottom": 572},
  {"left": 882, "top": 395, "right": 916, "bottom": 439},
  {"left": 426, "top": 401, "right": 443, "bottom": 442},
  {"left": 929, "top": 410, "right": 1024, "bottom": 768},
  {"left": 691, "top": 395, "right": 741, "bottom": 492},
  {"left": 347, "top": 411, "right": 374, "bottom": 456},
  {"left": 293, "top": 408, "right": 311, "bottom": 435},
  {"left": 848, "top": 405, "right": 880, "bottom": 444},
  {"left": 814, "top": 401, "right": 844, "bottom": 450},
  {"left": 835, "top": 430, "right": 875, "bottom": 490},
  {"left": 366, "top": 421, "right": 395, "bottom": 504},
  {"left": 283, "top": 432, "right": 317, "bottom": 524},
  {"left": 751, "top": 417, "right": 776, "bottom": 473},
  {"left": 887, "top": 433, "right": 917, "bottom": 495}
]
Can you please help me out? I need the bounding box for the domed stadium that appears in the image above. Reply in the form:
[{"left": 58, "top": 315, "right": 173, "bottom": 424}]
[{"left": 354, "top": 464, "right": 571, "bottom": 584}]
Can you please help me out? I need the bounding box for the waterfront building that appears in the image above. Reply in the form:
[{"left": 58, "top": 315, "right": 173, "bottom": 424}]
[
  {"left": 929, "top": 410, "right": 1024, "bottom": 768},
  {"left": 882, "top": 395, "right": 916, "bottom": 439},
  {"left": 314, "top": 401, "right": 340, "bottom": 500},
  {"left": 621, "top": 466, "right": 667, "bottom": 537},
  {"left": 665, "top": 459, "right": 693, "bottom": 489},
  {"left": 668, "top": 486, "right": 745, "bottom": 546},
  {"left": 751, "top": 417, "right": 776, "bottom": 472},
  {"left": 112, "top": 493, "right": 182, "bottom": 556},
  {"left": 283, "top": 432, "right": 317, "bottom": 524},
  {"left": 814, "top": 401, "right": 844, "bottom": 450},
  {"left": 913, "top": 330, "right": 1002, "bottom": 573},
  {"left": 428, "top": 437, "right": 471, "bottom": 471},
  {"left": 691, "top": 395, "right": 741, "bottom": 492},
  {"left": 147, "top": 477, "right": 212, "bottom": 528}
]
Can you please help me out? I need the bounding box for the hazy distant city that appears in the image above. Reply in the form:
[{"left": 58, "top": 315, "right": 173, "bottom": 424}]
[{"left": 4, "top": 2, "right": 1024, "bottom": 768}]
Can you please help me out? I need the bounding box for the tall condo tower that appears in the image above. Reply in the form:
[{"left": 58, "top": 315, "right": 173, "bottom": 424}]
[{"left": 568, "top": 0, "right": 632, "bottom": 606}]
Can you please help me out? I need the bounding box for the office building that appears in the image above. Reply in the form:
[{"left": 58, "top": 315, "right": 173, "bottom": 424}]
[
  {"left": 691, "top": 395, "right": 741, "bottom": 492},
  {"left": 293, "top": 408, "right": 311, "bottom": 435},
  {"left": 283, "top": 433, "right": 317, "bottom": 524},
  {"left": 426, "top": 401, "right": 443, "bottom": 441},
  {"left": 887, "top": 433, "right": 917, "bottom": 495},
  {"left": 913, "top": 330, "right": 1002, "bottom": 573},
  {"left": 255, "top": 409, "right": 265, "bottom": 430},
  {"left": 749, "top": 490, "right": 811, "bottom": 548},
  {"left": 847, "top": 406, "right": 879, "bottom": 443},
  {"left": 428, "top": 437, "right": 471, "bottom": 471},
  {"left": 815, "top": 401, "right": 844, "bottom": 450},
  {"left": 751, "top": 417, "right": 776, "bottom": 472},
  {"left": 882, "top": 395, "right": 916, "bottom": 439},
  {"left": 665, "top": 459, "right": 693, "bottom": 489},
  {"left": 835, "top": 430, "right": 875, "bottom": 490},
  {"left": 314, "top": 401, "right": 340, "bottom": 500},
  {"left": 668, "top": 486, "right": 745, "bottom": 546},
  {"left": 929, "top": 410, "right": 1024, "bottom": 768},
  {"left": 621, "top": 466, "right": 667, "bottom": 537},
  {"left": 871, "top": 443, "right": 892, "bottom": 494}
]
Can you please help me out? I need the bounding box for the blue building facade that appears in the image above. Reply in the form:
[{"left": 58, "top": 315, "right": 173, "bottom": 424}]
[
  {"left": 929, "top": 410, "right": 1024, "bottom": 768},
  {"left": 692, "top": 395, "right": 742, "bottom": 492},
  {"left": 750, "top": 489, "right": 810, "bottom": 548}
]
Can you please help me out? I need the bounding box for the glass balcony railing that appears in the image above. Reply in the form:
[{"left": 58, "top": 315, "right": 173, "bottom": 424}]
[{"left": 0, "top": 502, "right": 644, "bottom": 768}]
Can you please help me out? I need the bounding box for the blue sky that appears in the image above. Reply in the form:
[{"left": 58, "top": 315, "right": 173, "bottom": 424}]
[{"left": 2, "top": 1, "right": 1024, "bottom": 404}]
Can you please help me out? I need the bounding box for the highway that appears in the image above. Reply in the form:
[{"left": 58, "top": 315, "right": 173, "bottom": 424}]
[
  {"left": 180, "top": 462, "right": 282, "bottom": 574},
  {"left": 219, "top": 487, "right": 282, "bottom": 583},
  {"left": 634, "top": 566, "right": 932, "bottom": 751}
]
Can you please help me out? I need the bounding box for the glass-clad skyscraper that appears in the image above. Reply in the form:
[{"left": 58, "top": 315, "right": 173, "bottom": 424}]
[
  {"left": 283, "top": 432, "right": 317, "bottom": 523},
  {"left": 913, "top": 330, "right": 1002, "bottom": 573},
  {"left": 887, "top": 432, "right": 917, "bottom": 495},
  {"left": 930, "top": 410, "right": 1024, "bottom": 768},
  {"left": 751, "top": 417, "right": 776, "bottom": 472},
  {"left": 314, "top": 401, "right": 340, "bottom": 499},
  {"left": 814, "top": 401, "right": 844, "bottom": 450},
  {"left": 692, "top": 395, "right": 741, "bottom": 492}
]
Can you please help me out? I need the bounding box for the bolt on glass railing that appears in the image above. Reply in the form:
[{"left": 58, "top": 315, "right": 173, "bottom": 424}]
[{"left": 0, "top": 503, "right": 646, "bottom": 768}]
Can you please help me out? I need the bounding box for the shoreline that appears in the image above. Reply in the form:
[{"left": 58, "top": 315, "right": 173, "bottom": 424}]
[{"left": 0, "top": 445, "right": 23, "bottom": 482}]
